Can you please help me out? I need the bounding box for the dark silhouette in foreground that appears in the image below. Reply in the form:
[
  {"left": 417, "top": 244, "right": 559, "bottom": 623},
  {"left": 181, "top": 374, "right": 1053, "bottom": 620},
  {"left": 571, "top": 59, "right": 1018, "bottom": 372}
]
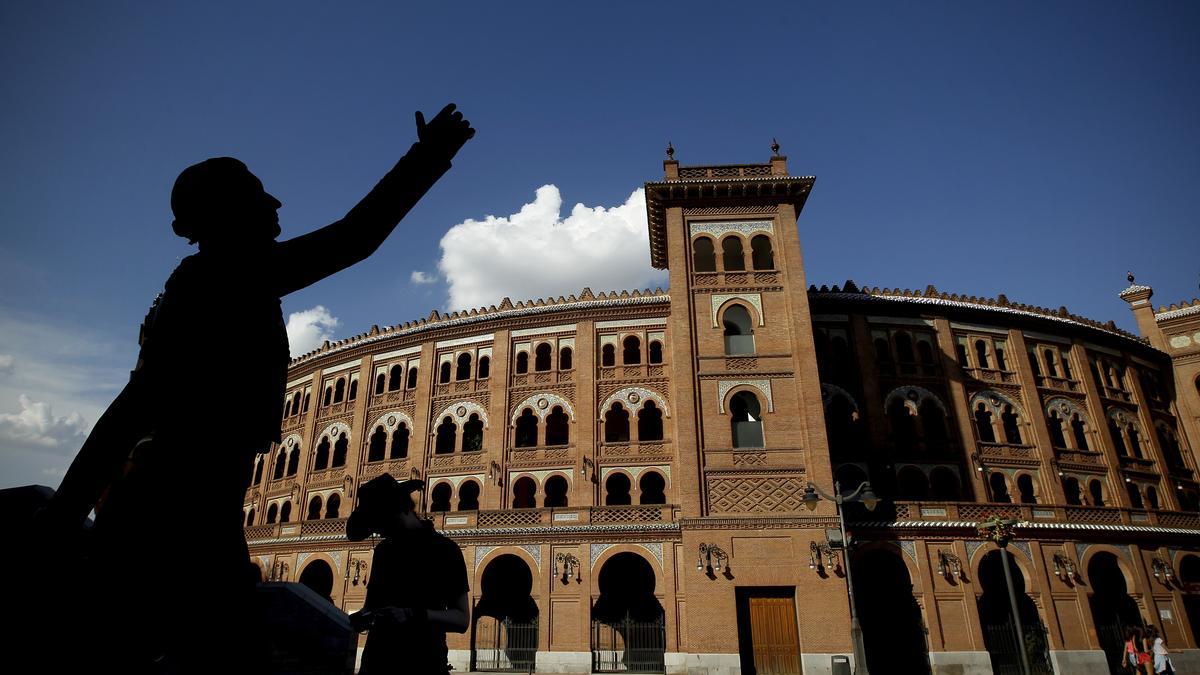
[
  {"left": 28, "top": 105, "right": 473, "bottom": 674},
  {"left": 346, "top": 474, "right": 470, "bottom": 674}
]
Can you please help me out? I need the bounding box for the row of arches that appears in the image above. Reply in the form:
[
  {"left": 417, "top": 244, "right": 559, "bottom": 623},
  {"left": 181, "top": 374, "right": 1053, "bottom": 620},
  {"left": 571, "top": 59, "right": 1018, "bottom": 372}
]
[
  {"left": 600, "top": 336, "right": 664, "bottom": 368},
  {"left": 691, "top": 233, "right": 775, "bottom": 272},
  {"left": 442, "top": 353, "right": 491, "bottom": 383},
  {"left": 517, "top": 343, "right": 570, "bottom": 374},
  {"left": 321, "top": 375, "right": 358, "bottom": 407},
  {"left": 283, "top": 389, "right": 311, "bottom": 418},
  {"left": 376, "top": 363, "right": 419, "bottom": 394}
]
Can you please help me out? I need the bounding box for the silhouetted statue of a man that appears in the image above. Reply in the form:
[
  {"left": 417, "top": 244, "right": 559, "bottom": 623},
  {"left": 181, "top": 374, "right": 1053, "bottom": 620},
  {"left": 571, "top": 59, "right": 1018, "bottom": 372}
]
[{"left": 39, "top": 104, "right": 474, "bottom": 673}]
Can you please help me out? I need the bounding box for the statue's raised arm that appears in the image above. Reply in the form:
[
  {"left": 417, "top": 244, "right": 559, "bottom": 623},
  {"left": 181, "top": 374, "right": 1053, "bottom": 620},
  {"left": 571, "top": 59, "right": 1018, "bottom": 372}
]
[{"left": 274, "top": 103, "right": 474, "bottom": 296}]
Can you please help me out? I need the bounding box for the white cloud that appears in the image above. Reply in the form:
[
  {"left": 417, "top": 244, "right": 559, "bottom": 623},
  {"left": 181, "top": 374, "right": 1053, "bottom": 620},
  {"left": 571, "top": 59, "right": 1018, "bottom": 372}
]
[
  {"left": 0, "top": 354, "right": 13, "bottom": 376},
  {"left": 410, "top": 270, "right": 438, "bottom": 285},
  {"left": 286, "top": 305, "right": 340, "bottom": 356},
  {"left": 437, "top": 185, "right": 667, "bottom": 311},
  {"left": 0, "top": 394, "right": 89, "bottom": 452}
]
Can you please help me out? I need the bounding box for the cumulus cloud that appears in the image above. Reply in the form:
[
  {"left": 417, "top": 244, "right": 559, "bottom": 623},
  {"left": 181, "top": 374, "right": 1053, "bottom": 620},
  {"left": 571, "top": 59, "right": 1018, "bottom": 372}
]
[
  {"left": 410, "top": 270, "right": 438, "bottom": 285},
  {"left": 285, "top": 306, "right": 340, "bottom": 356},
  {"left": 0, "top": 394, "right": 89, "bottom": 452},
  {"left": 437, "top": 185, "right": 667, "bottom": 311},
  {"left": 0, "top": 354, "right": 13, "bottom": 376}
]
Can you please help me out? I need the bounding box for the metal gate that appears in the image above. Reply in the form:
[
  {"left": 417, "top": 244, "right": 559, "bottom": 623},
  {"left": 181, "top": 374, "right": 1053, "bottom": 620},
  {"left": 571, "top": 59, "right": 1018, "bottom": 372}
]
[
  {"left": 982, "top": 614, "right": 1053, "bottom": 675},
  {"left": 472, "top": 616, "right": 538, "bottom": 672},
  {"left": 591, "top": 615, "right": 666, "bottom": 673},
  {"left": 1095, "top": 617, "right": 1136, "bottom": 675}
]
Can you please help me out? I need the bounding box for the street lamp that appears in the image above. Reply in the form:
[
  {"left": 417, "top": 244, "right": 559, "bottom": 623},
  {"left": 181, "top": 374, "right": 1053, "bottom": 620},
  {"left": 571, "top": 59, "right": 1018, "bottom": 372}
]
[{"left": 802, "top": 480, "right": 880, "bottom": 674}]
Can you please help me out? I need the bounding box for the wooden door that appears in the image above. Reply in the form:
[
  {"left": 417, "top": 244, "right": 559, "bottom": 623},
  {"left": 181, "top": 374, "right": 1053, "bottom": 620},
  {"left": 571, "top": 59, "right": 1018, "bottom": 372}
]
[{"left": 738, "top": 589, "right": 802, "bottom": 674}]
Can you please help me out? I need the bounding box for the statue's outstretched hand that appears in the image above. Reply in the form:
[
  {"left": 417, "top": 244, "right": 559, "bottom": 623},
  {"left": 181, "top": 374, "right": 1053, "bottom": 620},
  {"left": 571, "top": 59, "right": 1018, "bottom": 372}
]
[{"left": 415, "top": 104, "right": 475, "bottom": 163}]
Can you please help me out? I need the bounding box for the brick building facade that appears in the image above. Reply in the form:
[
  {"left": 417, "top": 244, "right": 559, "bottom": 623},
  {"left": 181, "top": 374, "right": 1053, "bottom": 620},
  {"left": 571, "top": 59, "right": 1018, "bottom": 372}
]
[{"left": 242, "top": 153, "right": 1200, "bottom": 674}]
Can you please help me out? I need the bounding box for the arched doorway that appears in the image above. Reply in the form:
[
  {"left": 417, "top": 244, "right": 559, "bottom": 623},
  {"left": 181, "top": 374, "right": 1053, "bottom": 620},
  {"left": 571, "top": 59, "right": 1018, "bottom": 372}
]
[
  {"left": 592, "top": 552, "right": 665, "bottom": 673},
  {"left": 851, "top": 548, "right": 929, "bottom": 674},
  {"left": 473, "top": 554, "right": 538, "bottom": 672},
  {"left": 297, "top": 559, "right": 334, "bottom": 603},
  {"left": 1087, "top": 552, "right": 1145, "bottom": 673},
  {"left": 977, "top": 550, "right": 1052, "bottom": 674}
]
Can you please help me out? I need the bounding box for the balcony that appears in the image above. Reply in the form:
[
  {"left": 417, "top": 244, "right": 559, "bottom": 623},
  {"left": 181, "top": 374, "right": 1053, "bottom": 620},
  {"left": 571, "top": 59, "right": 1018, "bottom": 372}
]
[
  {"left": 371, "top": 389, "right": 415, "bottom": 406},
  {"left": 867, "top": 501, "right": 1200, "bottom": 531},
  {"left": 598, "top": 364, "right": 667, "bottom": 381},
  {"left": 599, "top": 441, "right": 672, "bottom": 459},
  {"left": 315, "top": 400, "right": 352, "bottom": 420},
  {"left": 1053, "top": 448, "right": 1105, "bottom": 468},
  {"left": 509, "top": 444, "right": 575, "bottom": 467},
  {"left": 692, "top": 271, "right": 780, "bottom": 288},
  {"left": 429, "top": 450, "right": 487, "bottom": 473},
  {"left": 976, "top": 442, "right": 1038, "bottom": 463},
  {"left": 435, "top": 380, "right": 487, "bottom": 398},
  {"left": 964, "top": 367, "right": 1017, "bottom": 385},
  {"left": 280, "top": 412, "right": 309, "bottom": 433},
  {"left": 1035, "top": 375, "right": 1080, "bottom": 393}
]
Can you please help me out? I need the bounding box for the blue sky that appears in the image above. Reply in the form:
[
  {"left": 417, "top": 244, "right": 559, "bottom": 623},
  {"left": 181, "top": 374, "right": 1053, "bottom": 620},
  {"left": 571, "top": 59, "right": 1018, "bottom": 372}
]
[{"left": 2, "top": 1, "right": 1197, "bottom": 487}]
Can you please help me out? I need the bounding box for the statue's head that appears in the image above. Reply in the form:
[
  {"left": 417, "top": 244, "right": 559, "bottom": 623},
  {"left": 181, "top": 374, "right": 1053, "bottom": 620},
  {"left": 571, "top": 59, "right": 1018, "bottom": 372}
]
[{"left": 170, "top": 157, "right": 282, "bottom": 247}]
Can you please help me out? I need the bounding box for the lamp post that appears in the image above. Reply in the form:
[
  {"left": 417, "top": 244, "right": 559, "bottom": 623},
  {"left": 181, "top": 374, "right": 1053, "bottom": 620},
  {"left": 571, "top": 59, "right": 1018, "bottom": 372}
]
[
  {"left": 802, "top": 480, "right": 880, "bottom": 675},
  {"left": 978, "top": 516, "right": 1030, "bottom": 675}
]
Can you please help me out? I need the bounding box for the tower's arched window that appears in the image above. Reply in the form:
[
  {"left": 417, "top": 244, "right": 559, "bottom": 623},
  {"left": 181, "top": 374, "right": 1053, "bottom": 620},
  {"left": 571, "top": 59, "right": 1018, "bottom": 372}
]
[
  {"left": 730, "top": 391, "right": 764, "bottom": 448},
  {"left": 273, "top": 449, "right": 287, "bottom": 480},
  {"left": 601, "top": 344, "right": 615, "bottom": 367},
  {"left": 266, "top": 503, "right": 278, "bottom": 524},
  {"left": 1070, "top": 414, "right": 1089, "bottom": 450},
  {"left": 722, "top": 305, "right": 755, "bottom": 355},
  {"left": 721, "top": 236, "right": 746, "bottom": 271},
  {"left": 516, "top": 352, "right": 529, "bottom": 374},
  {"left": 544, "top": 475, "right": 568, "bottom": 508},
  {"left": 989, "top": 473, "right": 1011, "bottom": 503},
  {"left": 545, "top": 406, "right": 569, "bottom": 446},
  {"left": 994, "top": 343, "right": 1008, "bottom": 371},
  {"left": 457, "top": 481, "right": 480, "bottom": 511},
  {"left": 456, "top": 353, "right": 472, "bottom": 381},
  {"left": 435, "top": 416, "right": 457, "bottom": 454},
  {"left": 406, "top": 366, "right": 418, "bottom": 390},
  {"left": 375, "top": 373, "right": 387, "bottom": 395},
  {"left": 639, "top": 472, "right": 666, "bottom": 505},
  {"left": 559, "top": 347, "right": 573, "bottom": 371},
  {"left": 637, "top": 401, "right": 664, "bottom": 442},
  {"left": 323, "top": 386, "right": 332, "bottom": 407},
  {"left": 974, "top": 403, "right": 997, "bottom": 443},
  {"left": 515, "top": 408, "right": 539, "bottom": 448},
  {"left": 535, "top": 343, "right": 552, "bottom": 372},
  {"left": 604, "top": 473, "right": 631, "bottom": 506},
  {"left": 1043, "top": 349, "right": 1058, "bottom": 378},
  {"left": 325, "top": 493, "right": 341, "bottom": 519},
  {"left": 1126, "top": 483, "right": 1144, "bottom": 509},
  {"left": 348, "top": 378, "right": 357, "bottom": 401},
  {"left": 1048, "top": 411, "right": 1067, "bottom": 448},
  {"left": 368, "top": 426, "right": 387, "bottom": 462},
  {"left": 280, "top": 501, "right": 292, "bottom": 523},
  {"left": 1127, "top": 426, "right": 1143, "bottom": 459},
  {"left": 1063, "top": 477, "right": 1082, "bottom": 505},
  {"left": 307, "top": 496, "right": 323, "bottom": 521},
  {"left": 1108, "top": 418, "right": 1127, "bottom": 456},
  {"left": 1146, "top": 486, "right": 1160, "bottom": 510},
  {"left": 477, "top": 356, "right": 490, "bottom": 379},
  {"left": 1016, "top": 474, "right": 1036, "bottom": 504},
  {"left": 314, "top": 438, "right": 330, "bottom": 471},
  {"left": 286, "top": 447, "right": 299, "bottom": 476},
  {"left": 253, "top": 457, "right": 265, "bottom": 485},
  {"left": 462, "top": 413, "right": 484, "bottom": 452},
  {"left": 605, "top": 403, "right": 630, "bottom": 443},
  {"left": 512, "top": 477, "right": 537, "bottom": 509},
  {"left": 692, "top": 236, "right": 717, "bottom": 273},
  {"left": 430, "top": 483, "right": 452, "bottom": 512},
  {"left": 1001, "top": 404, "right": 1022, "bottom": 444},
  {"left": 333, "top": 378, "right": 345, "bottom": 403},
  {"left": 1089, "top": 479, "right": 1105, "bottom": 506},
  {"left": 390, "top": 423, "right": 409, "bottom": 459},
  {"left": 332, "top": 434, "right": 348, "bottom": 467},
  {"left": 246, "top": 508, "right": 255, "bottom": 526},
  {"left": 389, "top": 365, "right": 403, "bottom": 391},
  {"left": 974, "top": 340, "right": 990, "bottom": 369},
  {"left": 1059, "top": 352, "right": 1073, "bottom": 379},
  {"left": 290, "top": 394, "right": 301, "bottom": 416},
  {"left": 648, "top": 341, "right": 663, "bottom": 364},
  {"left": 622, "top": 336, "right": 641, "bottom": 365},
  {"left": 439, "top": 361, "right": 452, "bottom": 384},
  {"left": 750, "top": 234, "right": 774, "bottom": 270}
]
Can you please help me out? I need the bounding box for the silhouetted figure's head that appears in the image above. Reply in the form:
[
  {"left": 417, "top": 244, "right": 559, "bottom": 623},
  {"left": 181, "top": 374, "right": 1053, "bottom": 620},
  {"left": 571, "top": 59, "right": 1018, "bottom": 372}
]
[
  {"left": 346, "top": 473, "right": 425, "bottom": 541},
  {"left": 171, "top": 157, "right": 282, "bottom": 249}
]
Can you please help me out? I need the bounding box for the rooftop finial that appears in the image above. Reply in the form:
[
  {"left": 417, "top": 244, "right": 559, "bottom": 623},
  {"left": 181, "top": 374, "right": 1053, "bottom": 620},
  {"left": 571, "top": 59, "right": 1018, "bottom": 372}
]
[
  {"left": 1127, "top": 271, "right": 1135, "bottom": 284},
  {"left": 771, "top": 138, "right": 780, "bottom": 156},
  {"left": 665, "top": 142, "right": 674, "bottom": 160}
]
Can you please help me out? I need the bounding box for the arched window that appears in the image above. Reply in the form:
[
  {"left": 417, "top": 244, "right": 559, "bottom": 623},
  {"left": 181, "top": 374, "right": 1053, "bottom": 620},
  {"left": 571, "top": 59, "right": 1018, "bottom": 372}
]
[
  {"left": 1127, "top": 426, "right": 1143, "bottom": 459},
  {"left": 974, "top": 340, "right": 990, "bottom": 369},
  {"left": 825, "top": 394, "right": 857, "bottom": 458},
  {"left": 1016, "top": 474, "right": 1036, "bottom": 504},
  {"left": 1062, "top": 477, "right": 1082, "bottom": 505},
  {"left": 974, "top": 403, "right": 997, "bottom": 443},
  {"left": 894, "top": 332, "right": 914, "bottom": 363},
  {"left": 889, "top": 400, "right": 918, "bottom": 453},
  {"left": 1047, "top": 411, "right": 1067, "bottom": 448},
  {"left": 390, "top": 424, "right": 409, "bottom": 459},
  {"left": 535, "top": 343, "right": 552, "bottom": 371},
  {"left": 1126, "top": 483, "right": 1144, "bottom": 509},
  {"left": 750, "top": 234, "right": 774, "bottom": 270},
  {"left": 1001, "top": 405, "right": 1022, "bottom": 444},
  {"left": 406, "top": 366, "right": 418, "bottom": 390},
  {"left": 435, "top": 416, "right": 457, "bottom": 454},
  {"left": 1108, "top": 418, "right": 1127, "bottom": 456},
  {"left": 640, "top": 472, "right": 667, "bottom": 504},
  {"left": 721, "top": 236, "right": 745, "bottom": 271},
  {"left": 601, "top": 344, "right": 615, "bottom": 367},
  {"left": 929, "top": 467, "right": 961, "bottom": 501},
  {"left": 897, "top": 467, "right": 929, "bottom": 500},
  {"left": 323, "top": 386, "right": 332, "bottom": 407},
  {"left": 375, "top": 373, "right": 387, "bottom": 395},
  {"left": 604, "top": 473, "right": 631, "bottom": 506},
  {"left": 456, "top": 353, "right": 472, "bottom": 381},
  {"left": 559, "top": 347, "right": 573, "bottom": 371},
  {"left": 722, "top": 305, "right": 755, "bottom": 355},
  {"left": 246, "top": 508, "right": 255, "bottom": 526},
  {"left": 333, "top": 378, "right": 345, "bottom": 403},
  {"left": 286, "top": 447, "right": 300, "bottom": 476},
  {"left": 515, "top": 408, "right": 539, "bottom": 448},
  {"left": 917, "top": 341, "right": 935, "bottom": 366},
  {"left": 637, "top": 401, "right": 664, "bottom": 442},
  {"left": 430, "top": 483, "right": 452, "bottom": 512},
  {"left": 544, "top": 475, "right": 568, "bottom": 508},
  {"left": 368, "top": 426, "right": 387, "bottom": 462},
  {"left": 730, "top": 391, "right": 764, "bottom": 448},
  {"left": 389, "top": 365, "right": 403, "bottom": 391},
  {"left": 989, "top": 473, "right": 1011, "bottom": 503},
  {"left": 648, "top": 341, "right": 663, "bottom": 364},
  {"left": 604, "top": 403, "right": 630, "bottom": 443},
  {"left": 994, "top": 344, "right": 1008, "bottom": 371},
  {"left": 516, "top": 352, "right": 529, "bottom": 374},
  {"left": 457, "top": 481, "right": 480, "bottom": 511},
  {"left": 1146, "top": 486, "right": 1160, "bottom": 510},
  {"left": 332, "top": 434, "right": 348, "bottom": 467},
  {"left": 314, "top": 438, "right": 330, "bottom": 471},
  {"left": 477, "top": 356, "right": 490, "bottom": 379},
  {"left": 875, "top": 338, "right": 893, "bottom": 367},
  {"left": 266, "top": 503, "right": 278, "bottom": 524},
  {"left": 692, "top": 236, "right": 717, "bottom": 272},
  {"left": 290, "top": 394, "right": 301, "bottom": 416},
  {"left": 307, "top": 496, "right": 323, "bottom": 521},
  {"left": 622, "top": 336, "right": 641, "bottom": 365},
  {"left": 545, "top": 406, "right": 569, "bottom": 446},
  {"left": 512, "top": 477, "right": 537, "bottom": 509},
  {"left": 1070, "top": 415, "right": 1089, "bottom": 451},
  {"left": 280, "top": 501, "right": 292, "bottom": 523},
  {"left": 920, "top": 400, "right": 947, "bottom": 452},
  {"left": 325, "top": 493, "right": 341, "bottom": 519},
  {"left": 302, "top": 392, "right": 310, "bottom": 412},
  {"left": 348, "top": 379, "right": 357, "bottom": 401},
  {"left": 1043, "top": 349, "right": 1058, "bottom": 378},
  {"left": 1089, "top": 479, "right": 1105, "bottom": 507},
  {"left": 439, "top": 361, "right": 452, "bottom": 384},
  {"left": 1059, "top": 352, "right": 1073, "bottom": 379},
  {"left": 253, "top": 457, "right": 264, "bottom": 485},
  {"left": 462, "top": 413, "right": 484, "bottom": 452}
]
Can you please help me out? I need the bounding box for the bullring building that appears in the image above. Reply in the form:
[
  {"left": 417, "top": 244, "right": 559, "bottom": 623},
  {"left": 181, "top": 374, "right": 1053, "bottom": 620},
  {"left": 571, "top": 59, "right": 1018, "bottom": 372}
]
[{"left": 242, "top": 152, "right": 1200, "bottom": 675}]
